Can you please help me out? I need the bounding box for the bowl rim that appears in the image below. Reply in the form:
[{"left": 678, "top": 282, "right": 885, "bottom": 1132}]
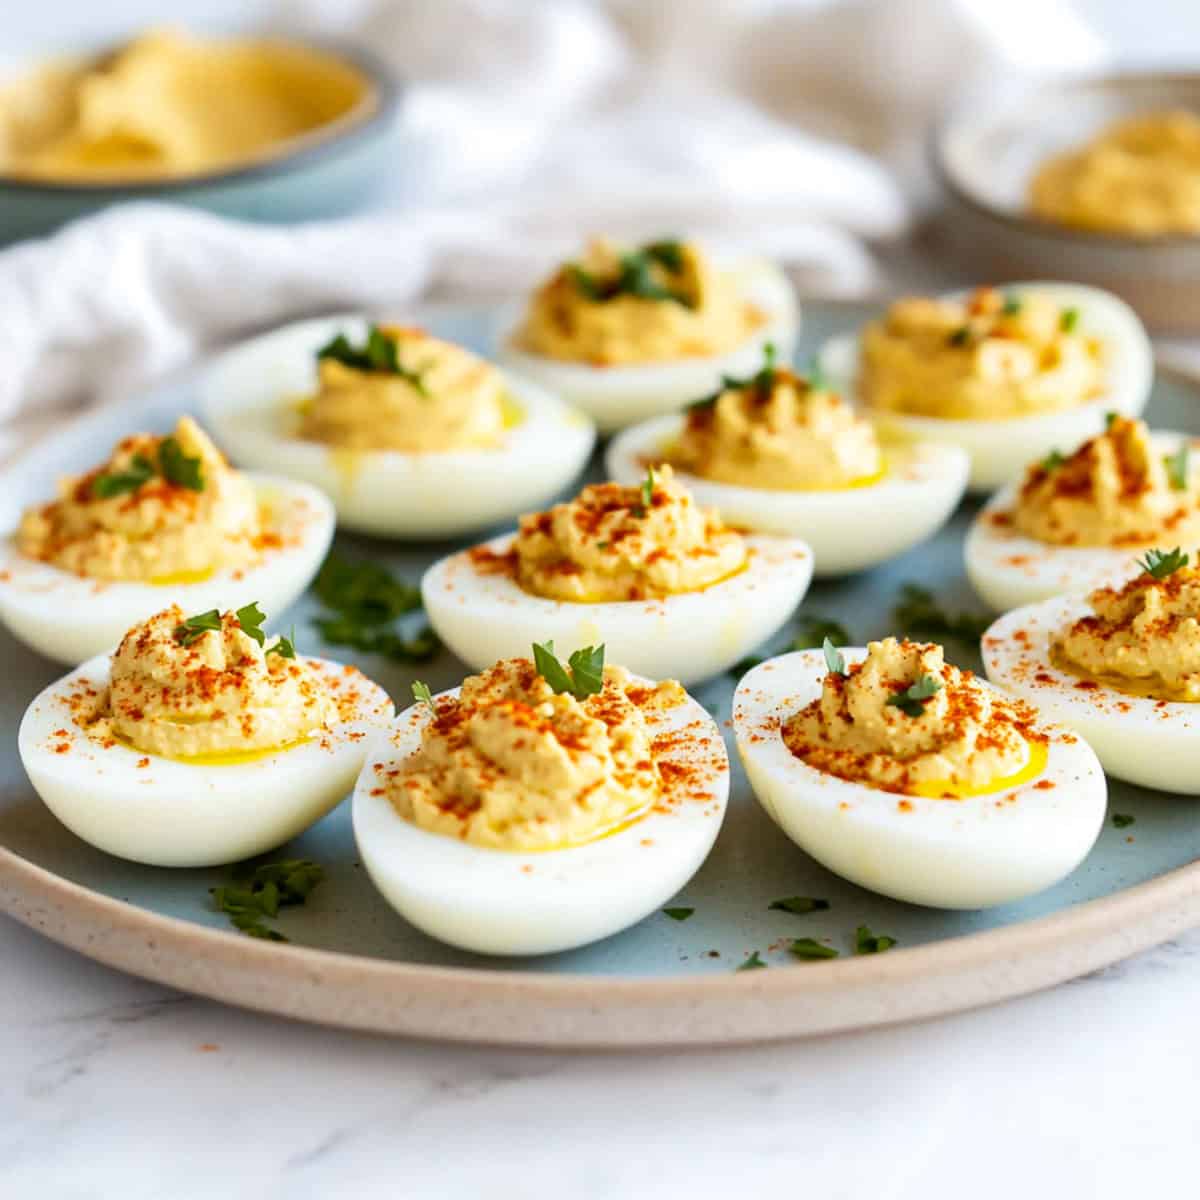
[
  {"left": 930, "top": 67, "right": 1200, "bottom": 251},
  {"left": 0, "top": 33, "right": 402, "bottom": 197}
]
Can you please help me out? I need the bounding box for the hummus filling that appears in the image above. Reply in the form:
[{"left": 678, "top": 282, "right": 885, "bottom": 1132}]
[
  {"left": 670, "top": 352, "right": 882, "bottom": 490},
  {"left": 387, "top": 656, "right": 683, "bottom": 850},
  {"left": 297, "top": 324, "right": 509, "bottom": 453},
  {"left": 860, "top": 287, "right": 1105, "bottom": 420},
  {"left": 1014, "top": 416, "right": 1200, "bottom": 547},
  {"left": 783, "top": 638, "right": 1040, "bottom": 797},
  {"left": 512, "top": 464, "right": 747, "bottom": 602},
  {"left": 1030, "top": 110, "right": 1200, "bottom": 237},
  {"left": 87, "top": 605, "right": 336, "bottom": 760},
  {"left": 16, "top": 416, "right": 262, "bottom": 582},
  {"left": 512, "top": 238, "right": 766, "bottom": 366},
  {"left": 0, "top": 28, "right": 372, "bottom": 183},
  {"left": 1055, "top": 555, "right": 1200, "bottom": 700}
]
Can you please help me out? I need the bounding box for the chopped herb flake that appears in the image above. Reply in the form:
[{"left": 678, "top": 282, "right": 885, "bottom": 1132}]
[
  {"left": 234, "top": 601, "right": 267, "bottom": 647},
  {"left": 948, "top": 325, "right": 971, "bottom": 347},
  {"left": 92, "top": 453, "right": 155, "bottom": 499},
  {"left": 211, "top": 858, "right": 325, "bottom": 941},
  {"left": 158, "top": 436, "right": 205, "bottom": 491},
  {"left": 1105, "top": 410, "right": 1119, "bottom": 431},
  {"left": 1113, "top": 813, "right": 1136, "bottom": 829},
  {"left": 411, "top": 680, "right": 435, "bottom": 709},
  {"left": 823, "top": 637, "right": 848, "bottom": 677},
  {"left": 1164, "top": 443, "right": 1191, "bottom": 491},
  {"left": 1041, "top": 449, "right": 1066, "bottom": 472},
  {"left": 663, "top": 906, "right": 695, "bottom": 921},
  {"left": 854, "top": 925, "right": 897, "bottom": 955},
  {"left": 1001, "top": 293, "right": 1023, "bottom": 316},
  {"left": 893, "top": 583, "right": 991, "bottom": 643},
  {"left": 1138, "top": 547, "right": 1189, "bottom": 580},
  {"left": 568, "top": 239, "right": 694, "bottom": 309},
  {"left": 317, "top": 325, "right": 428, "bottom": 395},
  {"left": 174, "top": 608, "right": 222, "bottom": 646},
  {"left": 789, "top": 938, "right": 839, "bottom": 961},
  {"left": 736, "top": 951, "right": 767, "bottom": 972},
  {"left": 267, "top": 627, "right": 297, "bottom": 660},
  {"left": 887, "top": 673, "right": 943, "bottom": 717},
  {"left": 768, "top": 896, "right": 830, "bottom": 915},
  {"left": 1060, "top": 307, "right": 1080, "bottom": 333}
]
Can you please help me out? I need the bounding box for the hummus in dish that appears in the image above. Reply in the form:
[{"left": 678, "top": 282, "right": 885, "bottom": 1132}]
[
  {"left": 512, "top": 238, "right": 766, "bottom": 366},
  {"left": 386, "top": 656, "right": 683, "bottom": 850},
  {"left": 0, "top": 28, "right": 372, "bottom": 183},
  {"left": 860, "top": 287, "right": 1105, "bottom": 420},
  {"left": 15, "top": 416, "right": 262, "bottom": 582},
  {"left": 783, "top": 637, "right": 1039, "bottom": 796},
  {"left": 297, "top": 324, "right": 508, "bottom": 453},
  {"left": 512, "top": 465, "right": 747, "bottom": 602},
  {"left": 1014, "top": 416, "right": 1200, "bottom": 547},
  {"left": 670, "top": 356, "right": 882, "bottom": 490},
  {"left": 1030, "top": 110, "right": 1200, "bottom": 237},
  {"left": 1055, "top": 554, "right": 1200, "bottom": 700},
  {"left": 86, "top": 604, "right": 336, "bottom": 759}
]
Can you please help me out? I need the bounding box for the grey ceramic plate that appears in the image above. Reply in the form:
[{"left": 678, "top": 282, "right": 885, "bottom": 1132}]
[{"left": 2, "top": 301, "right": 1199, "bottom": 1048}]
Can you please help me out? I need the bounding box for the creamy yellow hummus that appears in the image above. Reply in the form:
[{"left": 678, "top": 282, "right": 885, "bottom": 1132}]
[
  {"left": 0, "top": 28, "right": 372, "bottom": 183},
  {"left": 513, "top": 238, "right": 766, "bottom": 366},
  {"left": 1056, "top": 558, "right": 1200, "bottom": 700},
  {"left": 513, "top": 464, "right": 746, "bottom": 603},
  {"left": 783, "top": 638, "right": 1037, "bottom": 796},
  {"left": 1030, "top": 110, "right": 1200, "bottom": 237},
  {"left": 861, "top": 287, "right": 1105, "bottom": 420},
  {"left": 16, "top": 416, "right": 262, "bottom": 582},
  {"left": 89, "top": 604, "right": 335, "bottom": 759},
  {"left": 671, "top": 361, "right": 882, "bottom": 490},
  {"left": 1015, "top": 416, "right": 1200, "bottom": 546},
  {"left": 297, "top": 325, "right": 508, "bottom": 453},
  {"left": 387, "top": 656, "right": 683, "bottom": 850}
]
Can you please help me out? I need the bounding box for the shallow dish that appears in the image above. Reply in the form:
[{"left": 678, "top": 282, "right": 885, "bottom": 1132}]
[{"left": 1, "top": 301, "right": 1199, "bottom": 1048}]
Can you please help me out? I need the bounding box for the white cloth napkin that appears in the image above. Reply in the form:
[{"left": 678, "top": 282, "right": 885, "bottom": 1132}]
[{"left": 0, "top": 0, "right": 1107, "bottom": 449}]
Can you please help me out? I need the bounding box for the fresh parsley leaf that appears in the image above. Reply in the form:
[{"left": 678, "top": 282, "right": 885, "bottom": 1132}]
[
  {"left": 1113, "top": 813, "right": 1136, "bottom": 829},
  {"left": 92, "top": 453, "right": 155, "bottom": 499},
  {"left": 317, "top": 325, "right": 428, "bottom": 395},
  {"left": 314, "top": 554, "right": 422, "bottom": 626},
  {"left": 947, "top": 325, "right": 971, "bottom": 347},
  {"left": 887, "top": 673, "right": 943, "bottom": 717},
  {"left": 892, "top": 583, "right": 991, "bottom": 643},
  {"left": 639, "top": 465, "right": 656, "bottom": 515},
  {"left": 532, "top": 640, "right": 605, "bottom": 700},
  {"left": 1001, "top": 293, "right": 1022, "bottom": 316},
  {"left": 1164, "top": 443, "right": 1191, "bottom": 491},
  {"left": 212, "top": 858, "right": 325, "bottom": 941},
  {"left": 788, "top": 938, "right": 839, "bottom": 961},
  {"left": 1060, "top": 306, "right": 1080, "bottom": 333},
  {"left": 158, "top": 436, "right": 205, "bottom": 491},
  {"left": 1138, "top": 547, "right": 1189, "bottom": 580},
  {"left": 791, "top": 618, "right": 850, "bottom": 652},
  {"left": 267, "top": 627, "right": 297, "bottom": 660},
  {"left": 643, "top": 239, "right": 685, "bottom": 273},
  {"left": 567, "top": 240, "right": 693, "bottom": 308},
  {"left": 315, "top": 618, "right": 439, "bottom": 662},
  {"left": 769, "top": 896, "right": 831, "bottom": 915},
  {"left": 689, "top": 341, "right": 779, "bottom": 411},
  {"left": 1041, "top": 449, "right": 1066, "bottom": 472},
  {"left": 412, "top": 680, "right": 435, "bottom": 709},
  {"left": 1105, "top": 410, "right": 1119, "bottom": 431},
  {"left": 174, "top": 608, "right": 223, "bottom": 646},
  {"left": 235, "top": 601, "right": 267, "bottom": 647},
  {"left": 823, "top": 637, "right": 848, "bottom": 677},
  {"left": 854, "top": 925, "right": 897, "bottom": 955},
  {"left": 736, "top": 951, "right": 767, "bottom": 972},
  {"left": 663, "top": 906, "right": 695, "bottom": 921}
]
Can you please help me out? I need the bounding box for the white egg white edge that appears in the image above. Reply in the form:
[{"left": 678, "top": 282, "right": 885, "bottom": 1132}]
[
  {"left": 199, "top": 312, "right": 598, "bottom": 537},
  {"left": 352, "top": 681, "right": 730, "bottom": 956},
  {"left": 965, "top": 430, "right": 1200, "bottom": 613},
  {"left": 732, "top": 648, "right": 1107, "bottom": 910},
  {"left": 984, "top": 593, "right": 1200, "bottom": 793},
  {"left": 18, "top": 654, "right": 395, "bottom": 868},
  {"left": 605, "top": 414, "right": 969, "bottom": 575},
  {"left": 420, "top": 531, "right": 813, "bottom": 687},
  {"left": 0, "top": 473, "right": 335, "bottom": 666}
]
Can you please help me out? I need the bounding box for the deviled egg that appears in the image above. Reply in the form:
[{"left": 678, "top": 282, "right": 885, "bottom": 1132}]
[
  {"left": 19, "top": 603, "right": 394, "bottom": 867},
  {"left": 354, "top": 647, "right": 729, "bottom": 955},
  {"left": 966, "top": 416, "right": 1200, "bottom": 612},
  {"left": 984, "top": 549, "right": 1200, "bottom": 792},
  {"left": 0, "top": 417, "right": 333, "bottom": 665},
  {"left": 734, "top": 638, "right": 1106, "bottom": 908},
  {"left": 422, "top": 465, "right": 812, "bottom": 687},
  {"left": 606, "top": 346, "right": 968, "bottom": 575},
  {"left": 819, "top": 283, "right": 1152, "bottom": 491},
  {"left": 202, "top": 317, "right": 595, "bottom": 538},
  {"left": 495, "top": 237, "right": 798, "bottom": 433}
]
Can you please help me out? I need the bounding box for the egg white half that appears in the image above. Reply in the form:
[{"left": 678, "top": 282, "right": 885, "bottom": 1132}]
[
  {"left": 734, "top": 649, "right": 1106, "bottom": 908},
  {"left": 353, "top": 681, "right": 729, "bottom": 956},
  {"left": 966, "top": 431, "right": 1199, "bottom": 613},
  {"left": 606, "top": 414, "right": 969, "bottom": 576},
  {"left": 0, "top": 475, "right": 334, "bottom": 666},
  {"left": 493, "top": 256, "right": 799, "bottom": 434},
  {"left": 19, "top": 655, "right": 395, "bottom": 867},
  {"left": 422, "top": 532, "right": 813, "bottom": 687},
  {"left": 984, "top": 594, "right": 1200, "bottom": 793},
  {"left": 201, "top": 314, "right": 596, "bottom": 539},
  {"left": 819, "top": 282, "right": 1153, "bottom": 493}
]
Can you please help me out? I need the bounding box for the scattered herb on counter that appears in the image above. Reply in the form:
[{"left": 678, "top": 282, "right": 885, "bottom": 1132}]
[
  {"left": 1113, "top": 813, "right": 1136, "bottom": 829},
  {"left": 769, "top": 896, "right": 830, "bottom": 915},
  {"left": 211, "top": 858, "right": 326, "bottom": 941},
  {"left": 736, "top": 951, "right": 767, "bottom": 972},
  {"left": 789, "top": 938, "right": 839, "bottom": 961},
  {"left": 663, "top": 907, "right": 695, "bottom": 921},
  {"left": 729, "top": 655, "right": 763, "bottom": 677},
  {"left": 174, "top": 607, "right": 223, "bottom": 647},
  {"left": 91, "top": 453, "right": 157, "bottom": 499},
  {"left": 317, "top": 325, "right": 428, "bottom": 395},
  {"left": 1138, "top": 547, "right": 1189, "bottom": 580},
  {"left": 854, "top": 925, "right": 897, "bottom": 955},
  {"left": 1001, "top": 293, "right": 1023, "bottom": 317},
  {"left": 1040, "top": 449, "right": 1066, "bottom": 472},
  {"left": 234, "top": 601, "right": 268, "bottom": 647},
  {"left": 823, "top": 637, "right": 848, "bottom": 677},
  {"left": 886, "top": 673, "right": 943, "bottom": 718},
  {"left": 158, "top": 436, "right": 205, "bottom": 491},
  {"left": 790, "top": 617, "right": 851, "bottom": 652},
  {"left": 1060, "top": 306, "right": 1080, "bottom": 333},
  {"left": 892, "top": 583, "right": 990, "bottom": 643},
  {"left": 1164, "top": 444, "right": 1191, "bottom": 491},
  {"left": 411, "top": 680, "right": 436, "bottom": 710},
  {"left": 532, "top": 640, "right": 606, "bottom": 701}
]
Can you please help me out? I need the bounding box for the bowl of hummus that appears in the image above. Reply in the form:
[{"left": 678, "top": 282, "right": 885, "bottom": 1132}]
[{"left": 0, "top": 27, "right": 400, "bottom": 241}]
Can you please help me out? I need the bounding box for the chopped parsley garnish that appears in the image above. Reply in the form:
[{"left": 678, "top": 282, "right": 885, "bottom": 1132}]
[
  {"left": 730, "top": 655, "right": 764, "bottom": 676},
  {"left": 1060, "top": 306, "right": 1080, "bottom": 333},
  {"left": 1040, "top": 449, "right": 1066, "bottom": 472},
  {"left": 893, "top": 583, "right": 991, "bottom": 643},
  {"left": 791, "top": 617, "right": 851, "bottom": 651},
  {"left": 789, "top": 938, "right": 839, "bottom": 961},
  {"left": 1164, "top": 443, "right": 1190, "bottom": 491},
  {"left": 886, "top": 673, "right": 943, "bottom": 717},
  {"left": 411, "top": 680, "right": 435, "bottom": 710},
  {"left": 568, "top": 239, "right": 693, "bottom": 308},
  {"left": 637, "top": 466, "right": 656, "bottom": 516},
  {"left": 768, "top": 896, "right": 830, "bottom": 915},
  {"left": 1105, "top": 410, "right": 1119, "bottom": 431},
  {"left": 92, "top": 453, "right": 156, "bottom": 499},
  {"left": 948, "top": 325, "right": 971, "bottom": 347},
  {"left": 854, "top": 925, "right": 897, "bottom": 955},
  {"left": 532, "top": 640, "right": 605, "bottom": 700},
  {"left": 211, "top": 858, "right": 325, "bottom": 941},
  {"left": 663, "top": 906, "right": 695, "bottom": 921},
  {"left": 174, "top": 608, "right": 223, "bottom": 647},
  {"left": 823, "top": 637, "right": 848, "bottom": 677},
  {"left": 1113, "top": 813, "right": 1136, "bottom": 829},
  {"left": 317, "top": 325, "right": 429, "bottom": 395},
  {"left": 1001, "top": 293, "right": 1023, "bottom": 317},
  {"left": 688, "top": 341, "right": 778, "bottom": 412},
  {"left": 736, "top": 951, "right": 767, "bottom": 972},
  {"left": 1138, "top": 547, "right": 1189, "bottom": 580},
  {"left": 234, "top": 601, "right": 268, "bottom": 647},
  {"left": 267, "top": 627, "right": 297, "bottom": 660},
  {"left": 158, "top": 436, "right": 205, "bottom": 491}
]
